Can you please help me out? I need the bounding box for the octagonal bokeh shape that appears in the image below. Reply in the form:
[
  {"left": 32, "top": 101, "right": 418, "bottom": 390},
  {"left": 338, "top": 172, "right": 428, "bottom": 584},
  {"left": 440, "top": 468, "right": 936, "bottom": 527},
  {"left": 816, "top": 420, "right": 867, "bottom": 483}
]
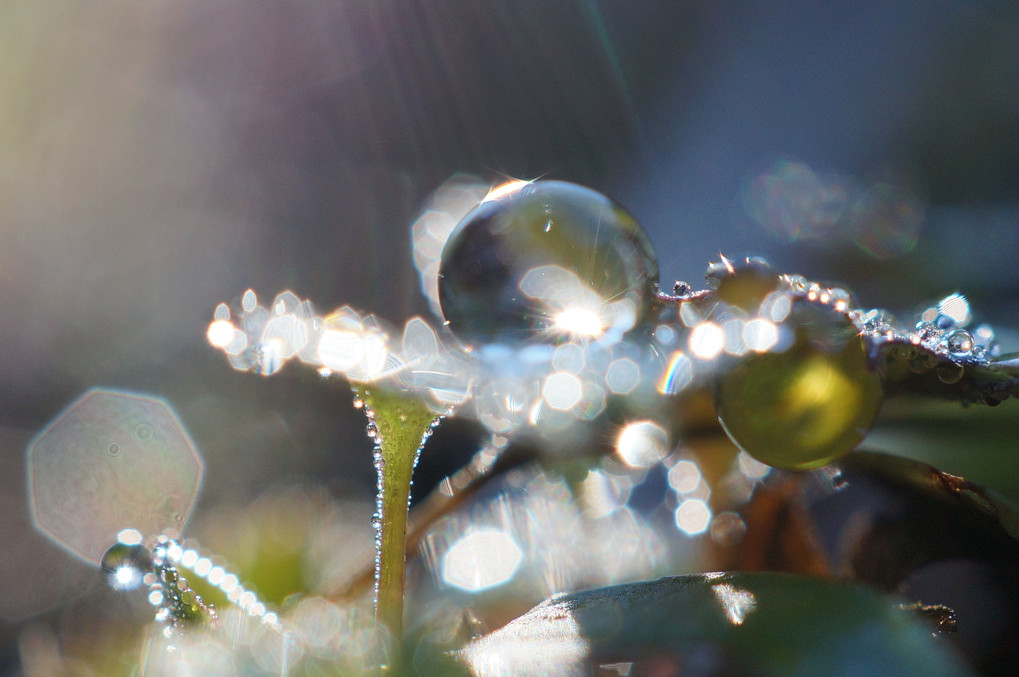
[{"left": 27, "top": 388, "right": 204, "bottom": 564}]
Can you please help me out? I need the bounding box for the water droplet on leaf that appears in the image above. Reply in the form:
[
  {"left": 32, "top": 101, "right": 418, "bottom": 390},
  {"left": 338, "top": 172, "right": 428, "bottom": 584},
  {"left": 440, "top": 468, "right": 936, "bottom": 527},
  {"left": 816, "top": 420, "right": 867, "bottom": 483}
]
[
  {"left": 708, "top": 257, "right": 779, "bottom": 313},
  {"left": 437, "top": 180, "right": 659, "bottom": 345},
  {"left": 714, "top": 300, "right": 883, "bottom": 470},
  {"left": 936, "top": 361, "right": 964, "bottom": 385},
  {"left": 945, "top": 329, "right": 974, "bottom": 357},
  {"left": 912, "top": 321, "right": 941, "bottom": 348}
]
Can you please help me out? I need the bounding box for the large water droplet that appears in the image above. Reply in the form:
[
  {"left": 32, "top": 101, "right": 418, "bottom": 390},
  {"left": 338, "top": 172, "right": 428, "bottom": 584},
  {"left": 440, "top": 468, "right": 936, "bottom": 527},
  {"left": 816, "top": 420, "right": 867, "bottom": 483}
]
[
  {"left": 101, "top": 542, "right": 152, "bottom": 591},
  {"left": 437, "top": 180, "right": 659, "bottom": 346},
  {"left": 714, "top": 299, "right": 883, "bottom": 470},
  {"left": 945, "top": 329, "right": 975, "bottom": 358}
]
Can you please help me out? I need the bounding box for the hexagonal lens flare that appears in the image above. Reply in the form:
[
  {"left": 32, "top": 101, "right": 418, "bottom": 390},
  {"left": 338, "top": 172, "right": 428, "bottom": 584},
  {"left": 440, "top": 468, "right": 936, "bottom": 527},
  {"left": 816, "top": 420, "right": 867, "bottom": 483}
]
[{"left": 27, "top": 388, "right": 203, "bottom": 564}]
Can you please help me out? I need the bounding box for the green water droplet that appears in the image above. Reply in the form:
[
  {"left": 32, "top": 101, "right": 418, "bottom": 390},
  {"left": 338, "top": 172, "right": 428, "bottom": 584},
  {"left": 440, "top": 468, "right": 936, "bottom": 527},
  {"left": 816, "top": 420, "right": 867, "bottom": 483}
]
[
  {"left": 714, "top": 300, "right": 883, "bottom": 470},
  {"left": 936, "top": 361, "right": 964, "bottom": 384}
]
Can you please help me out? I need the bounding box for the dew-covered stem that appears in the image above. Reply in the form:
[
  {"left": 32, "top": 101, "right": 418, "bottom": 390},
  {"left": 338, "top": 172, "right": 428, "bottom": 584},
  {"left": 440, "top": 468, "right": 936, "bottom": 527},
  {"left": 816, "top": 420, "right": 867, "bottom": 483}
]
[{"left": 354, "top": 386, "right": 437, "bottom": 646}]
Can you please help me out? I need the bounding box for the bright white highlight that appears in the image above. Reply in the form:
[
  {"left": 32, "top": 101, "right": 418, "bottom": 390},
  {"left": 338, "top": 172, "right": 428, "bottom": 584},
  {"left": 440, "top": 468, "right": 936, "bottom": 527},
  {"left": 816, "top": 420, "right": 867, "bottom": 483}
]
[
  {"left": 675, "top": 498, "right": 712, "bottom": 535},
  {"left": 193, "top": 557, "right": 213, "bottom": 577},
  {"left": 442, "top": 528, "right": 522, "bottom": 592},
  {"left": 519, "top": 264, "right": 634, "bottom": 340},
  {"left": 317, "top": 329, "right": 366, "bottom": 372},
  {"left": 113, "top": 565, "right": 143, "bottom": 590},
  {"left": 542, "top": 371, "right": 583, "bottom": 411},
  {"left": 668, "top": 460, "right": 702, "bottom": 494},
  {"left": 689, "top": 322, "right": 724, "bottom": 360},
  {"left": 220, "top": 574, "right": 239, "bottom": 595},
  {"left": 554, "top": 308, "right": 605, "bottom": 337},
  {"left": 166, "top": 542, "right": 184, "bottom": 562},
  {"left": 208, "top": 566, "right": 225, "bottom": 586},
  {"left": 238, "top": 590, "right": 256, "bottom": 611},
  {"left": 206, "top": 320, "right": 235, "bottom": 348},
  {"left": 711, "top": 582, "right": 757, "bottom": 626},
  {"left": 116, "top": 528, "right": 143, "bottom": 546},
  {"left": 939, "top": 293, "right": 971, "bottom": 326},
  {"left": 743, "top": 318, "right": 779, "bottom": 352},
  {"left": 180, "top": 549, "right": 199, "bottom": 568},
  {"left": 616, "top": 421, "right": 669, "bottom": 468},
  {"left": 316, "top": 308, "right": 390, "bottom": 382},
  {"left": 484, "top": 179, "right": 533, "bottom": 202}
]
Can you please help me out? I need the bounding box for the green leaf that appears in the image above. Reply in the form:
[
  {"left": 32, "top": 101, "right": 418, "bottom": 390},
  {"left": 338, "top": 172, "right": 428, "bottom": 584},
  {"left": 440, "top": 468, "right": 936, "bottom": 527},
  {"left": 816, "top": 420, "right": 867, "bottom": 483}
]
[{"left": 458, "top": 572, "right": 973, "bottom": 676}]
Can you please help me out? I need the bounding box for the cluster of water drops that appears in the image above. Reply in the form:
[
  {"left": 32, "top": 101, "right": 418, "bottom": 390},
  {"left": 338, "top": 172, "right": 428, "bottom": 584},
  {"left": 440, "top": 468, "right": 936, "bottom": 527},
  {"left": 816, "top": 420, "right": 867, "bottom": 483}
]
[
  {"left": 852, "top": 293, "right": 1001, "bottom": 365},
  {"left": 208, "top": 292, "right": 472, "bottom": 412},
  {"left": 210, "top": 178, "right": 1013, "bottom": 473},
  {"left": 26, "top": 387, "right": 288, "bottom": 667},
  {"left": 99, "top": 529, "right": 280, "bottom": 634}
]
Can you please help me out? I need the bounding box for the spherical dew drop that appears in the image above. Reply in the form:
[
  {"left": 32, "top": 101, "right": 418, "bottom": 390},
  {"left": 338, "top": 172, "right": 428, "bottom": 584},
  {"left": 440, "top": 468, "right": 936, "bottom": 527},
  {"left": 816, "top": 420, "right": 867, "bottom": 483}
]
[{"left": 437, "top": 180, "right": 659, "bottom": 347}]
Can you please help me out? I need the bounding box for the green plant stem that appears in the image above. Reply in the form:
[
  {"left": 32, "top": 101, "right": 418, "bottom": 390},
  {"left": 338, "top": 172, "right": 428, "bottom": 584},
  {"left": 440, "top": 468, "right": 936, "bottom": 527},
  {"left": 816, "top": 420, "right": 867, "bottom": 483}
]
[{"left": 356, "top": 386, "right": 436, "bottom": 648}]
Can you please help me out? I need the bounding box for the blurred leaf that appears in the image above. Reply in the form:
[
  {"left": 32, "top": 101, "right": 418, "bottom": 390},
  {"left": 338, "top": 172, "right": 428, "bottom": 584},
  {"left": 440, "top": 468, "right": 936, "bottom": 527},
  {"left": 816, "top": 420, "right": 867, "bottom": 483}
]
[
  {"left": 868, "top": 398, "right": 1019, "bottom": 500},
  {"left": 458, "top": 572, "right": 972, "bottom": 676},
  {"left": 714, "top": 451, "right": 1019, "bottom": 674}
]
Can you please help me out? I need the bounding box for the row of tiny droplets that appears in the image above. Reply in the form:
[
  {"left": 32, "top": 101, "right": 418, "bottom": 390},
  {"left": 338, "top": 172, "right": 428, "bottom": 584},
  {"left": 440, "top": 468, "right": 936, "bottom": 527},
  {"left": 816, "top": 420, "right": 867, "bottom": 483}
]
[
  {"left": 772, "top": 273, "right": 999, "bottom": 363},
  {"left": 355, "top": 392, "right": 444, "bottom": 603},
  {"left": 150, "top": 536, "right": 281, "bottom": 633},
  {"left": 357, "top": 393, "right": 385, "bottom": 603},
  {"left": 848, "top": 291, "right": 999, "bottom": 363}
]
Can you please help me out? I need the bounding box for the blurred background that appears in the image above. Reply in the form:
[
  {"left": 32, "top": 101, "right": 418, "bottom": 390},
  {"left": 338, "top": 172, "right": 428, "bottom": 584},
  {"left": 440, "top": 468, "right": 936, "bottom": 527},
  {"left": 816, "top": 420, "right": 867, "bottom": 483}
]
[{"left": 3, "top": 0, "right": 1019, "bottom": 673}]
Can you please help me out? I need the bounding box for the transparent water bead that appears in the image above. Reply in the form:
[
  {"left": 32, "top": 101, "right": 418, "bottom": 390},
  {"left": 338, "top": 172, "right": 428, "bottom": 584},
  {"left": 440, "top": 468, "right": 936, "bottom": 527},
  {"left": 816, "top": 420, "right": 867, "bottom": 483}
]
[
  {"left": 27, "top": 389, "right": 204, "bottom": 564},
  {"left": 437, "top": 180, "right": 659, "bottom": 346},
  {"left": 714, "top": 299, "right": 883, "bottom": 471},
  {"left": 945, "top": 329, "right": 975, "bottom": 358},
  {"left": 100, "top": 541, "right": 152, "bottom": 591}
]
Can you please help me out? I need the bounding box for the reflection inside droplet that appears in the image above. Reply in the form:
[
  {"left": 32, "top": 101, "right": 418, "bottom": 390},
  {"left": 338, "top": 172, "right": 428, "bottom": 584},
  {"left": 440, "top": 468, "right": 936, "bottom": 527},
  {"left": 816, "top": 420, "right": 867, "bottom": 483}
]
[{"left": 101, "top": 542, "right": 152, "bottom": 591}]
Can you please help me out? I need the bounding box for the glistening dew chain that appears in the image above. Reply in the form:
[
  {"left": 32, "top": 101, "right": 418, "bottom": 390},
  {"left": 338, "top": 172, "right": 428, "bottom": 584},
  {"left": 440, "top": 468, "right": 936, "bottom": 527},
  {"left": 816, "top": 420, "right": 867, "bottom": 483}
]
[{"left": 100, "top": 528, "right": 282, "bottom": 635}]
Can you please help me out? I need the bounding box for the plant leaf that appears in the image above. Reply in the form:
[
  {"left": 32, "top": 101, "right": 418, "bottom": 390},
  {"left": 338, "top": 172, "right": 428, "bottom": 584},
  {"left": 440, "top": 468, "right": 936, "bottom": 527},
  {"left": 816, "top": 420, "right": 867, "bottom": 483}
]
[{"left": 458, "top": 572, "right": 973, "bottom": 676}]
